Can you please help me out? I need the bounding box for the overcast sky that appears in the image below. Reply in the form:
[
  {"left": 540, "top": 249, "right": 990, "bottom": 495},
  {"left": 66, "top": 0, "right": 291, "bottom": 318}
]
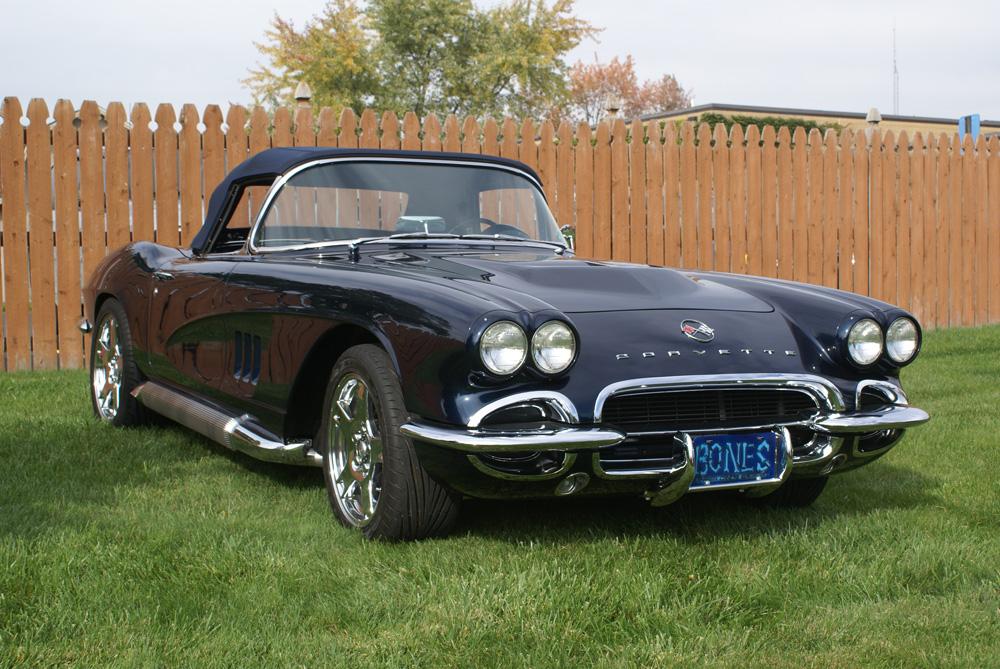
[{"left": 3, "top": 0, "right": 997, "bottom": 120}]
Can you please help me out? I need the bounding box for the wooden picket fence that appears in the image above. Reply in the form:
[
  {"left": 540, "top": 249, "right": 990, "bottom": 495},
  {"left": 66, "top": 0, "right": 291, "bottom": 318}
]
[{"left": 1, "top": 96, "right": 999, "bottom": 371}]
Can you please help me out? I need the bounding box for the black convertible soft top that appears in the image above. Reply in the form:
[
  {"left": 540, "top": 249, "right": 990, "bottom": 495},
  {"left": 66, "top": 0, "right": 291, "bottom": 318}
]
[{"left": 190, "top": 147, "right": 541, "bottom": 255}]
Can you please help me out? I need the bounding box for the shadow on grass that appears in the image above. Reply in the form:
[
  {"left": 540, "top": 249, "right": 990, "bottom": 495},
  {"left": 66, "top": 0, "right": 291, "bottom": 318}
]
[
  {"left": 453, "top": 460, "right": 941, "bottom": 544},
  {"left": 2, "top": 409, "right": 940, "bottom": 547}
]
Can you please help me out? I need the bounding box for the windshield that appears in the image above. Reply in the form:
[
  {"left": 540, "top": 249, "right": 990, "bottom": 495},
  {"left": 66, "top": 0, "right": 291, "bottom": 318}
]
[{"left": 252, "top": 160, "right": 565, "bottom": 250}]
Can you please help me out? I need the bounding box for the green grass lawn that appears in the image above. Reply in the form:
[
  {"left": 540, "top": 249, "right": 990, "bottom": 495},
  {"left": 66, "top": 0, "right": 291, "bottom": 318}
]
[{"left": 2, "top": 327, "right": 999, "bottom": 668}]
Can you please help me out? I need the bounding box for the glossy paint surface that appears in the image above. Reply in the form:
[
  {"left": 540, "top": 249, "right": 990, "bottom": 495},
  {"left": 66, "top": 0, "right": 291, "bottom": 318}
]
[{"left": 86, "top": 238, "right": 915, "bottom": 441}]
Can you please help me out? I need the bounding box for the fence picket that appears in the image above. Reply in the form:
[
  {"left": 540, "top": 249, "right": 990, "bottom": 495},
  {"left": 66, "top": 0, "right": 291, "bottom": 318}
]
[
  {"left": 777, "top": 127, "right": 793, "bottom": 280},
  {"left": 731, "top": 124, "right": 748, "bottom": 275},
  {"left": 806, "top": 129, "right": 823, "bottom": 286},
  {"left": 461, "top": 116, "right": 479, "bottom": 153},
  {"left": 178, "top": 104, "right": 202, "bottom": 246},
  {"left": 680, "top": 123, "right": 697, "bottom": 268},
  {"left": 975, "top": 136, "right": 989, "bottom": 325},
  {"left": 696, "top": 123, "right": 713, "bottom": 269},
  {"left": 423, "top": 114, "right": 442, "bottom": 151},
  {"left": 294, "top": 106, "right": 315, "bottom": 147},
  {"left": 712, "top": 123, "right": 730, "bottom": 272},
  {"left": 593, "top": 122, "right": 612, "bottom": 259},
  {"left": 203, "top": 105, "right": 226, "bottom": 203},
  {"left": 131, "top": 104, "right": 155, "bottom": 242},
  {"left": 443, "top": 115, "right": 460, "bottom": 153},
  {"left": 948, "top": 136, "right": 963, "bottom": 326},
  {"left": 663, "top": 122, "right": 681, "bottom": 268},
  {"left": 989, "top": 137, "right": 1000, "bottom": 322},
  {"left": 897, "top": 132, "right": 911, "bottom": 311},
  {"left": 574, "top": 122, "right": 594, "bottom": 258},
  {"left": 629, "top": 119, "right": 647, "bottom": 264},
  {"left": 837, "top": 130, "right": 855, "bottom": 293},
  {"left": 645, "top": 122, "right": 664, "bottom": 266},
  {"left": 555, "top": 122, "right": 574, "bottom": 234},
  {"left": 1, "top": 97, "right": 31, "bottom": 370},
  {"left": 923, "top": 134, "right": 939, "bottom": 327},
  {"left": 759, "top": 126, "right": 777, "bottom": 278},
  {"left": 25, "top": 99, "right": 58, "bottom": 369},
  {"left": 744, "top": 125, "right": 761, "bottom": 276},
  {"left": 909, "top": 133, "right": 924, "bottom": 320},
  {"left": 791, "top": 127, "right": 808, "bottom": 282},
  {"left": 105, "top": 103, "right": 131, "bottom": 253},
  {"left": 78, "top": 101, "right": 106, "bottom": 286},
  {"left": 53, "top": 99, "right": 83, "bottom": 368},
  {"left": 402, "top": 112, "right": 420, "bottom": 151},
  {"left": 822, "top": 131, "right": 838, "bottom": 288}
]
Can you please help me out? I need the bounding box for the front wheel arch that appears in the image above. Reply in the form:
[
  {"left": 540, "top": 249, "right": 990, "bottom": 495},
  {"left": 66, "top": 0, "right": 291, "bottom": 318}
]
[{"left": 283, "top": 323, "right": 399, "bottom": 441}]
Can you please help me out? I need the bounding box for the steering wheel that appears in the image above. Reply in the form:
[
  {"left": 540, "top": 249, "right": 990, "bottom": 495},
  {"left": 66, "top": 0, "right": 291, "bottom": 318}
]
[{"left": 480, "top": 222, "right": 531, "bottom": 239}]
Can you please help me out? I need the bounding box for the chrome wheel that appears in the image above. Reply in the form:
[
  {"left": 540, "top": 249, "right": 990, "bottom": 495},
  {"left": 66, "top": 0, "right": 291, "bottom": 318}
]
[
  {"left": 326, "top": 373, "right": 384, "bottom": 527},
  {"left": 92, "top": 313, "right": 124, "bottom": 421}
]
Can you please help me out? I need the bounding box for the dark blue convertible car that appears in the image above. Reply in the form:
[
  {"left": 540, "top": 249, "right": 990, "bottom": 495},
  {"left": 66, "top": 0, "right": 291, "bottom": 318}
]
[{"left": 82, "top": 147, "right": 929, "bottom": 540}]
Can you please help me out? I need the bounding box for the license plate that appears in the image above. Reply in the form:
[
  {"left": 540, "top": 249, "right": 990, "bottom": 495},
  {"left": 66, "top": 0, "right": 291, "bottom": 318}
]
[{"left": 691, "top": 431, "right": 785, "bottom": 489}]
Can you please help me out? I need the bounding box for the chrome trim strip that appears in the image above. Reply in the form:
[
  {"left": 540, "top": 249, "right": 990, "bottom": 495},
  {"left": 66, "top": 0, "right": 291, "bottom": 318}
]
[
  {"left": 467, "top": 453, "right": 578, "bottom": 481},
  {"left": 132, "top": 382, "right": 319, "bottom": 467},
  {"left": 467, "top": 391, "right": 579, "bottom": 428},
  {"left": 247, "top": 156, "right": 564, "bottom": 254},
  {"left": 593, "top": 373, "right": 846, "bottom": 420},
  {"left": 810, "top": 405, "right": 929, "bottom": 434},
  {"left": 400, "top": 420, "right": 625, "bottom": 453}
]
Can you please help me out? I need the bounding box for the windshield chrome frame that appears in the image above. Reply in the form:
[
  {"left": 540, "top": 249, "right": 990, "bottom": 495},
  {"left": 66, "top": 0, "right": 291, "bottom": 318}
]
[{"left": 247, "top": 156, "right": 566, "bottom": 255}]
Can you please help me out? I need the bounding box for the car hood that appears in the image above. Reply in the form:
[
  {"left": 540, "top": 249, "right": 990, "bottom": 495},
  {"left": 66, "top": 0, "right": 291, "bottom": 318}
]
[{"left": 366, "top": 249, "right": 774, "bottom": 313}]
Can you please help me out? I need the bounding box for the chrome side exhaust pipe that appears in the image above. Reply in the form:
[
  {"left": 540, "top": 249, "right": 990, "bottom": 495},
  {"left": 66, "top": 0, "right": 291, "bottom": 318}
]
[{"left": 132, "top": 382, "right": 321, "bottom": 467}]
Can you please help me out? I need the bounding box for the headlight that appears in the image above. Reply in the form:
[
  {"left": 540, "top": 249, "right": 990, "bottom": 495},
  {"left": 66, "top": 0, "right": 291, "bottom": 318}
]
[
  {"left": 847, "top": 318, "right": 883, "bottom": 366},
  {"left": 886, "top": 317, "right": 919, "bottom": 363},
  {"left": 479, "top": 321, "right": 527, "bottom": 375},
  {"left": 531, "top": 321, "right": 576, "bottom": 374}
]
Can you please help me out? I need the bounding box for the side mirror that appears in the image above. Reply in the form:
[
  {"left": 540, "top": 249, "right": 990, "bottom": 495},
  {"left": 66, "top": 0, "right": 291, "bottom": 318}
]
[{"left": 560, "top": 224, "right": 575, "bottom": 251}]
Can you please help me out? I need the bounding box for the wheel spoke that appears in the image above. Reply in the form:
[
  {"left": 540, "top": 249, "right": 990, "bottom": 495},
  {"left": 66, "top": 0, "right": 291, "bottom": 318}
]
[
  {"left": 352, "top": 384, "right": 369, "bottom": 426},
  {"left": 368, "top": 435, "right": 384, "bottom": 464},
  {"left": 359, "top": 478, "right": 375, "bottom": 518}
]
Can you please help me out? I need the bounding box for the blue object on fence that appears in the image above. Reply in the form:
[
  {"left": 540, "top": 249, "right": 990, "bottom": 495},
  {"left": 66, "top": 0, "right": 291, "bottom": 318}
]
[{"left": 958, "top": 114, "right": 981, "bottom": 143}]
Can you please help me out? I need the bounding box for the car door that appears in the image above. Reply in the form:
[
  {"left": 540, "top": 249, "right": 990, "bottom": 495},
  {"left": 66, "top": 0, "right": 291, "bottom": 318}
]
[{"left": 145, "top": 251, "right": 236, "bottom": 401}]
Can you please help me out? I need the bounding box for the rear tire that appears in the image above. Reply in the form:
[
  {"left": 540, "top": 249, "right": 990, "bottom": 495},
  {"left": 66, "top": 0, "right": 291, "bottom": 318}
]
[
  {"left": 753, "top": 476, "right": 828, "bottom": 507},
  {"left": 319, "top": 344, "right": 460, "bottom": 541},
  {"left": 89, "top": 298, "right": 148, "bottom": 427}
]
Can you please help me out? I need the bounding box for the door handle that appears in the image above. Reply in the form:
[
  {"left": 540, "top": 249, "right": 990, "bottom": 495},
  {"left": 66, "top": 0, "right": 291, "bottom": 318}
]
[{"left": 153, "top": 271, "right": 175, "bottom": 281}]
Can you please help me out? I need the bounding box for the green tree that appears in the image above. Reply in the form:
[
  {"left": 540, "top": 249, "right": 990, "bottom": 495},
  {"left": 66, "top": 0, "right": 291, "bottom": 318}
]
[
  {"left": 244, "top": 0, "right": 377, "bottom": 111},
  {"left": 245, "top": 0, "right": 597, "bottom": 118}
]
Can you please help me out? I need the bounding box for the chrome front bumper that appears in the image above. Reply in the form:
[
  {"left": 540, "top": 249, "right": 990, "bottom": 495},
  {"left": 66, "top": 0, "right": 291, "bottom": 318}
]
[{"left": 400, "top": 402, "right": 928, "bottom": 453}]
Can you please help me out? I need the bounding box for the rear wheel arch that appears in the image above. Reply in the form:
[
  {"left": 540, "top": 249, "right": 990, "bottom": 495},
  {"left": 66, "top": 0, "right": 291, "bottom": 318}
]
[{"left": 283, "top": 322, "right": 402, "bottom": 440}]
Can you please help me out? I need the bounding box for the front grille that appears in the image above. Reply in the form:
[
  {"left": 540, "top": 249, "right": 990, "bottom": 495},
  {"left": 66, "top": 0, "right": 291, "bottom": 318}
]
[{"left": 601, "top": 388, "right": 819, "bottom": 432}]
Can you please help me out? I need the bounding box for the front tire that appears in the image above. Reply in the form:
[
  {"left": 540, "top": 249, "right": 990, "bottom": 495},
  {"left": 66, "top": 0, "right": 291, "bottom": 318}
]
[
  {"left": 319, "top": 344, "right": 460, "bottom": 541},
  {"left": 89, "top": 298, "right": 147, "bottom": 427}
]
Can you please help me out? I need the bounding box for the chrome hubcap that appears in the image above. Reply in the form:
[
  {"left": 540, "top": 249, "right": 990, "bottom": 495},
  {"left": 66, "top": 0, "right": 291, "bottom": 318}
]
[
  {"left": 92, "top": 314, "right": 123, "bottom": 420},
  {"left": 326, "top": 374, "right": 383, "bottom": 527}
]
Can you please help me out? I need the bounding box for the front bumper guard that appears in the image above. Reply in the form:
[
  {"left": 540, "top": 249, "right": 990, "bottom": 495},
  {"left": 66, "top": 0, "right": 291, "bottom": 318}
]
[{"left": 400, "top": 403, "right": 929, "bottom": 454}]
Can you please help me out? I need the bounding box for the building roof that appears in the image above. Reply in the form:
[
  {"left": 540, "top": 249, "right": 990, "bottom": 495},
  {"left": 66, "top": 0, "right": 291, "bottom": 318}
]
[{"left": 641, "top": 102, "right": 1000, "bottom": 128}]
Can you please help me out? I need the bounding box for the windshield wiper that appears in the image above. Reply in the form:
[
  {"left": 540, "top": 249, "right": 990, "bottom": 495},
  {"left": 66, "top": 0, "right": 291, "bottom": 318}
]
[
  {"left": 459, "top": 234, "right": 569, "bottom": 254},
  {"left": 348, "top": 232, "right": 460, "bottom": 260}
]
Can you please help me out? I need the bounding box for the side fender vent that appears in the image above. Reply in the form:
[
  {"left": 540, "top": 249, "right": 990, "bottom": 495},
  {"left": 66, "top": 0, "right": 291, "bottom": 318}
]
[{"left": 234, "top": 331, "right": 262, "bottom": 384}]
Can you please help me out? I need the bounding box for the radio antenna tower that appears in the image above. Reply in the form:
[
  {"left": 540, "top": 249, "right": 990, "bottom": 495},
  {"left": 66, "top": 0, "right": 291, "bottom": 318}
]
[{"left": 891, "top": 26, "right": 900, "bottom": 115}]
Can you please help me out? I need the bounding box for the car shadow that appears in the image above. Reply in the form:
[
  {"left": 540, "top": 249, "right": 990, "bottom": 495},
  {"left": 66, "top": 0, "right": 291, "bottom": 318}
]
[{"left": 453, "top": 461, "right": 941, "bottom": 544}]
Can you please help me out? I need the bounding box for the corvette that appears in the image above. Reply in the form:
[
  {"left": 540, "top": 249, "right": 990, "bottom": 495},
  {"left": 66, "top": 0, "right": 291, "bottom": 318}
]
[{"left": 82, "top": 147, "right": 929, "bottom": 540}]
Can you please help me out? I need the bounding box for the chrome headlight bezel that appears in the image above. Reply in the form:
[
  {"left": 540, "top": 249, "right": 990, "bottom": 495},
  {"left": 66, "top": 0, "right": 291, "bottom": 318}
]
[
  {"left": 479, "top": 320, "right": 528, "bottom": 376},
  {"left": 886, "top": 317, "right": 920, "bottom": 364},
  {"left": 530, "top": 320, "right": 577, "bottom": 375},
  {"left": 846, "top": 318, "right": 884, "bottom": 367}
]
